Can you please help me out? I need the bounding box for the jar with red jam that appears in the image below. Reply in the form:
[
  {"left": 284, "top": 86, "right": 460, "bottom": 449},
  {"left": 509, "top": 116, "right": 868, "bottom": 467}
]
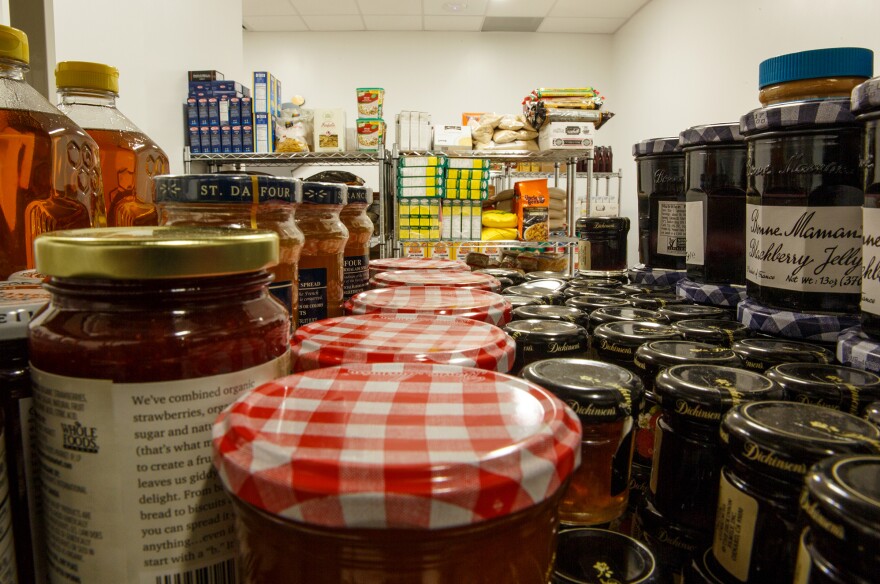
[
  {"left": 212, "top": 362, "right": 581, "bottom": 583},
  {"left": 853, "top": 77, "right": 880, "bottom": 339},
  {"left": 28, "top": 227, "right": 291, "bottom": 583},
  {"left": 367, "top": 257, "right": 468, "bottom": 280},
  {"left": 344, "top": 285, "right": 512, "bottom": 326},
  {"left": 371, "top": 268, "right": 502, "bottom": 293},
  {"left": 633, "top": 137, "right": 686, "bottom": 270}
]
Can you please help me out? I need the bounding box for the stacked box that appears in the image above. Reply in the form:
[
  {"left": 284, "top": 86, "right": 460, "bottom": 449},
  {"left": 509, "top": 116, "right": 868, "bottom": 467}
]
[
  {"left": 185, "top": 73, "right": 253, "bottom": 153},
  {"left": 397, "top": 155, "right": 447, "bottom": 240},
  {"left": 442, "top": 200, "right": 483, "bottom": 241},
  {"left": 252, "top": 71, "right": 281, "bottom": 153},
  {"left": 398, "top": 198, "right": 441, "bottom": 241},
  {"left": 444, "top": 160, "right": 491, "bottom": 200},
  {"left": 396, "top": 111, "right": 432, "bottom": 150}
]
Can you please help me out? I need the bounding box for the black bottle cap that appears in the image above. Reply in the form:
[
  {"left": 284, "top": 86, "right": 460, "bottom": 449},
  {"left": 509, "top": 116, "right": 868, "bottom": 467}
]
[
  {"left": 503, "top": 319, "right": 587, "bottom": 344},
  {"left": 504, "top": 283, "right": 566, "bottom": 305},
  {"left": 673, "top": 319, "right": 752, "bottom": 346},
  {"left": 634, "top": 341, "right": 742, "bottom": 371},
  {"left": 525, "top": 271, "right": 572, "bottom": 282},
  {"left": 766, "top": 363, "right": 880, "bottom": 416},
  {"left": 635, "top": 497, "right": 707, "bottom": 556},
  {"left": 622, "top": 284, "right": 673, "bottom": 295},
  {"left": 565, "top": 295, "right": 631, "bottom": 314},
  {"left": 575, "top": 216, "right": 631, "bottom": 235},
  {"left": 589, "top": 307, "right": 666, "bottom": 332},
  {"left": 593, "top": 321, "right": 682, "bottom": 356},
  {"left": 730, "top": 338, "right": 835, "bottom": 372},
  {"left": 571, "top": 277, "right": 624, "bottom": 289},
  {"left": 553, "top": 528, "right": 658, "bottom": 584},
  {"left": 474, "top": 268, "right": 526, "bottom": 285},
  {"left": 657, "top": 304, "right": 728, "bottom": 323},
  {"left": 630, "top": 293, "right": 687, "bottom": 310},
  {"left": 512, "top": 304, "right": 583, "bottom": 325},
  {"left": 503, "top": 295, "right": 543, "bottom": 309},
  {"left": 566, "top": 286, "right": 628, "bottom": 299}
]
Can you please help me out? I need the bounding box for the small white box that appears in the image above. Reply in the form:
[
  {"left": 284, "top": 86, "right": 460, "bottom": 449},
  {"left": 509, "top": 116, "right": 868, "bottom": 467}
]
[
  {"left": 538, "top": 121, "right": 595, "bottom": 151},
  {"left": 314, "top": 108, "right": 346, "bottom": 152},
  {"left": 433, "top": 125, "right": 472, "bottom": 151},
  {"left": 418, "top": 113, "right": 432, "bottom": 150},
  {"left": 396, "top": 111, "right": 412, "bottom": 149}
]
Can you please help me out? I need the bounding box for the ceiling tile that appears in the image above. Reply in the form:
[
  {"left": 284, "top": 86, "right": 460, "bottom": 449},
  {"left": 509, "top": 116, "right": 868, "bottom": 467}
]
[
  {"left": 302, "top": 14, "right": 366, "bottom": 30},
  {"left": 538, "top": 17, "right": 625, "bottom": 34},
  {"left": 549, "top": 0, "right": 649, "bottom": 19},
  {"left": 486, "top": 0, "right": 554, "bottom": 17},
  {"left": 243, "top": 0, "right": 297, "bottom": 16},
  {"left": 363, "top": 14, "right": 422, "bottom": 30},
  {"left": 291, "top": 0, "right": 360, "bottom": 15},
  {"left": 243, "top": 14, "right": 309, "bottom": 30},
  {"left": 356, "top": 0, "right": 421, "bottom": 15},
  {"left": 423, "top": 0, "right": 489, "bottom": 16},
  {"left": 481, "top": 16, "right": 542, "bottom": 32},
  {"left": 423, "top": 15, "right": 484, "bottom": 30}
]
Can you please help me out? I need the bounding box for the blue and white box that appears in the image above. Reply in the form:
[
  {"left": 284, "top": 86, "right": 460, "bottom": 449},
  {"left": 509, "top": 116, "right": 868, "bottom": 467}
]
[
  {"left": 188, "top": 127, "right": 201, "bottom": 154},
  {"left": 254, "top": 112, "right": 271, "bottom": 153},
  {"left": 186, "top": 98, "right": 198, "bottom": 127},
  {"left": 229, "top": 97, "right": 241, "bottom": 126},
  {"left": 197, "top": 98, "right": 209, "bottom": 126},
  {"left": 240, "top": 97, "right": 253, "bottom": 126},
  {"left": 232, "top": 125, "right": 242, "bottom": 153},
  {"left": 242, "top": 125, "right": 254, "bottom": 153},
  {"left": 207, "top": 98, "right": 220, "bottom": 127},
  {"left": 210, "top": 126, "right": 221, "bottom": 153},
  {"left": 221, "top": 126, "right": 232, "bottom": 153}
]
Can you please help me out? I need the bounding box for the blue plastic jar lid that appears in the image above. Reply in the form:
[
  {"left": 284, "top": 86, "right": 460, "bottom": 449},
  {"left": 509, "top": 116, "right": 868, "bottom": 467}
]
[
  {"left": 758, "top": 47, "right": 873, "bottom": 88},
  {"left": 632, "top": 137, "right": 681, "bottom": 157}
]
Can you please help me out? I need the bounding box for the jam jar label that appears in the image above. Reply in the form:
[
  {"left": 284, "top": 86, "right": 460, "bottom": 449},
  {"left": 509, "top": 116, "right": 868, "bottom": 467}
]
[
  {"left": 578, "top": 241, "right": 592, "bottom": 270},
  {"left": 343, "top": 254, "right": 370, "bottom": 300},
  {"left": 0, "top": 428, "right": 17, "bottom": 582},
  {"left": 686, "top": 201, "right": 704, "bottom": 266},
  {"left": 298, "top": 267, "right": 329, "bottom": 325},
  {"left": 746, "top": 204, "right": 862, "bottom": 293},
  {"left": 31, "top": 355, "right": 289, "bottom": 584},
  {"left": 658, "top": 201, "right": 687, "bottom": 256},
  {"left": 862, "top": 207, "right": 880, "bottom": 316},
  {"left": 713, "top": 472, "right": 759, "bottom": 582}
]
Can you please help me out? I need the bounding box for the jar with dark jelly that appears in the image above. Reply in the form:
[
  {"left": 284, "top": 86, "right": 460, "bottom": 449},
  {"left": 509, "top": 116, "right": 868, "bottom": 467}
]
[
  {"left": 651, "top": 365, "right": 780, "bottom": 534},
  {"left": 592, "top": 321, "right": 682, "bottom": 373},
  {"left": 853, "top": 77, "right": 880, "bottom": 339},
  {"left": 572, "top": 277, "right": 624, "bottom": 289},
  {"left": 629, "top": 293, "right": 688, "bottom": 311},
  {"left": 503, "top": 319, "right": 587, "bottom": 374},
  {"left": 512, "top": 304, "right": 586, "bottom": 329},
  {"left": 588, "top": 307, "right": 665, "bottom": 336},
  {"left": 566, "top": 286, "right": 627, "bottom": 299},
  {"left": 553, "top": 528, "right": 659, "bottom": 584},
  {"left": 474, "top": 268, "right": 525, "bottom": 288},
  {"left": 634, "top": 497, "right": 707, "bottom": 584},
  {"left": 794, "top": 455, "right": 880, "bottom": 584},
  {"left": 633, "top": 137, "right": 687, "bottom": 270},
  {"left": 522, "top": 359, "right": 643, "bottom": 526},
  {"left": 565, "top": 295, "right": 631, "bottom": 317},
  {"left": 766, "top": 362, "right": 880, "bottom": 416},
  {"left": 622, "top": 283, "right": 673, "bottom": 296},
  {"left": 504, "top": 295, "right": 543, "bottom": 310},
  {"left": 576, "top": 216, "right": 630, "bottom": 277},
  {"left": 867, "top": 401, "right": 880, "bottom": 429},
  {"left": 710, "top": 402, "right": 880, "bottom": 583},
  {"left": 680, "top": 123, "right": 748, "bottom": 285},
  {"left": 503, "top": 283, "right": 566, "bottom": 306},
  {"left": 525, "top": 271, "right": 571, "bottom": 282},
  {"left": 657, "top": 304, "right": 728, "bottom": 323},
  {"left": 730, "top": 337, "right": 835, "bottom": 373},
  {"left": 673, "top": 318, "right": 752, "bottom": 347}
]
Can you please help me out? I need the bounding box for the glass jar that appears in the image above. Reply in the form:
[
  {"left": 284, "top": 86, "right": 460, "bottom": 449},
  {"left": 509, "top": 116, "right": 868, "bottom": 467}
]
[
  {"left": 564, "top": 295, "right": 630, "bottom": 317},
  {"left": 503, "top": 320, "right": 588, "bottom": 375},
  {"left": 212, "top": 362, "right": 581, "bottom": 583},
  {"left": 371, "top": 269, "right": 502, "bottom": 293},
  {"left": 28, "top": 227, "right": 291, "bottom": 583},
  {"left": 657, "top": 304, "right": 729, "bottom": 323},
  {"left": 680, "top": 123, "right": 748, "bottom": 285},
  {"left": 367, "top": 257, "right": 468, "bottom": 280},
  {"left": 56, "top": 61, "right": 168, "bottom": 227},
  {"left": 710, "top": 401, "right": 880, "bottom": 583},
  {"left": 592, "top": 321, "right": 682, "bottom": 374},
  {"left": 502, "top": 295, "right": 542, "bottom": 310},
  {"left": 766, "top": 363, "right": 880, "bottom": 415},
  {"left": 552, "top": 528, "right": 659, "bottom": 584},
  {"left": 758, "top": 47, "right": 872, "bottom": 106},
  {"left": 512, "top": 304, "right": 586, "bottom": 328},
  {"left": 339, "top": 185, "right": 374, "bottom": 300},
  {"left": 522, "top": 359, "right": 644, "bottom": 526},
  {"left": 794, "top": 455, "right": 880, "bottom": 584},
  {"left": 587, "top": 307, "right": 665, "bottom": 335},
  {"left": 673, "top": 318, "right": 753, "bottom": 347},
  {"left": 633, "top": 137, "right": 686, "bottom": 270},
  {"left": 571, "top": 277, "right": 624, "bottom": 290},
  {"left": 867, "top": 401, "right": 880, "bottom": 429},
  {"left": 474, "top": 268, "right": 525, "bottom": 288},
  {"left": 525, "top": 271, "right": 571, "bottom": 282},
  {"left": 634, "top": 497, "right": 707, "bottom": 584},
  {"left": 629, "top": 293, "right": 687, "bottom": 311},
  {"left": 853, "top": 77, "right": 880, "bottom": 339},
  {"left": 575, "top": 217, "right": 630, "bottom": 277},
  {"left": 0, "top": 25, "right": 105, "bottom": 280},
  {"left": 566, "top": 286, "right": 627, "bottom": 299},
  {"left": 621, "top": 283, "right": 673, "bottom": 296},
  {"left": 155, "top": 174, "right": 304, "bottom": 329},
  {"left": 730, "top": 337, "right": 835, "bottom": 373},
  {"left": 651, "top": 365, "right": 780, "bottom": 533},
  {"left": 344, "top": 285, "right": 512, "bottom": 327},
  {"left": 504, "top": 283, "right": 565, "bottom": 306},
  {"left": 296, "top": 181, "right": 349, "bottom": 324}
]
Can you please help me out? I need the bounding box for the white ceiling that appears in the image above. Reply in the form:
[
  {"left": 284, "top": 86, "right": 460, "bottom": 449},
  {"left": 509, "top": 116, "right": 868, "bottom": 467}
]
[{"left": 243, "top": 0, "right": 651, "bottom": 33}]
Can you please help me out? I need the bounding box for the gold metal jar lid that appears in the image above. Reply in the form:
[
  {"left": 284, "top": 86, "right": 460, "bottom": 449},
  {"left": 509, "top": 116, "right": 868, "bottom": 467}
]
[{"left": 34, "top": 227, "right": 279, "bottom": 279}]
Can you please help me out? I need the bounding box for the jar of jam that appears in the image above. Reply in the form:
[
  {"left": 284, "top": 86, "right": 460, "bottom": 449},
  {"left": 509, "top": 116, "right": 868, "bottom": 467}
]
[
  {"left": 730, "top": 337, "right": 835, "bottom": 372},
  {"left": 512, "top": 304, "right": 586, "bottom": 328},
  {"left": 564, "top": 295, "right": 631, "bottom": 316},
  {"left": 657, "top": 304, "right": 729, "bottom": 323},
  {"left": 622, "top": 283, "right": 673, "bottom": 296},
  {"left": 634, "top": 340, "right": 742, "bottom": 394},
  {"left": 853, "top": 77, "right": 880, "bottom": 339},
  {"left": 212, "top": 363, "right": 581, "bottom": 583},
  {"left": 297, "top": 181, "right": 349, "bottom": 324},
  {"left": 867, "top": 401, "right": 880, "bottom": 429},
  {"left": 503, "top": 320, "right": 588, "bottom": 374},
  {"left": 741, "top": 49, "right": 871, "bottom": 314},
  {"left": 766, "top": 362, "right": 880, "bottom": 415},
  {"left": 504, "top": 283, "right": 566, "bottom": 306},
  {"left": 794, "top": 455, "right": 880, "bottom": 584},
  {"left": 339, "top": 185, "right": 374, "bottom": 300},
  {"left": 674, "top": 318, "right": 753, "bottom": 347},
  {"left": 371, "top": 268, "right": 502, "bottom": 293},
  {"left": 571, "top": 277, "right": 624, "bottom": 290},
  {"left": 522, "top": 359, "right": 643, "bottom": 526},
  {"left": 155, "top": 174, "right": 304, "bottom": 328},
  {"left": 344, "top": 285, "right": 512, "bottom": 326},
  {"left": 629, "top": 293, "right": 687, "bottom": 310},
  {"left": 633, "top": 137, "right": 686, "bottom": 270},
  {"left": 566, "top": 286, "right": 627, "bottom": 299},
  {"left": 28, "top": 227, "right": 291, "bottom": 583},
  {"left": 592, "top": 321, "right": 682, "bottom": 373},
  {"left": 680, "top": 123, "right": 747, "bottom": 285},
  {"left": 368, "top": 257, "right": 468, "bottom": 280},
  {"left": 525, "top": 271, "right": 571, "bottom": 282},
  {"left": 651, "top": 365, "right": 780, "bottom": 534},
  {"left": 575, "top": 217, "right": 630, "bottom": 277},
  {"left": 291, "top": 313, "right": 515, "bottom": 373},
  {"left": 474, "top": 268, "right": 526, "bottom": 288},
  {"left": 503, "top": 295, "right": 543, "bottom": 310},
  {"left": 587, "top": 306, "right": 665, "bottom": 335},
  {"left": 553, "top": 528, "right": 659, "bottom": 584},
  {"left": 634, "top": 497, "right": 707, "bottom": 584},
  {"left": 710, "top": 401, "right": 880, "bottom": 583}
]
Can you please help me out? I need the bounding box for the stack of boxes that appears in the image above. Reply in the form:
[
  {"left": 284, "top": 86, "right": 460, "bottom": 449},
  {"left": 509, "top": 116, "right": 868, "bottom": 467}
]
[
  {"left": 396, "top": 111, "right": 433, "bottom": 150},
  {"left": 252, "top": 71, "right": 282, "bottom": 153},
  {"left": 397, "top": 155, "right": 445, "bottom": 241},
  {"left": 186, "top": 70, "right": 253, "bottom": 154},
  {"left": 442, "top": 159, "right": 488, "bottom": 241}
]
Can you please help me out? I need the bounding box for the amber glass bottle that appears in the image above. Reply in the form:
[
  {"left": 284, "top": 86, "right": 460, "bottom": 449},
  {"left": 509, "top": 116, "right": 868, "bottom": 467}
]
[{"left": 339, "top": 185, "right": 374, "bottom": 300}]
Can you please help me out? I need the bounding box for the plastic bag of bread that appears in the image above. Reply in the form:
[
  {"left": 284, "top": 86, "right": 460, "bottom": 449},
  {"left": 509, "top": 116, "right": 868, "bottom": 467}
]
[
  {"left": 492, "top": 129, "right": 519, "bottom": 144},
  {"left": 498, "top": 115, "right": 524, "bottom": 131}
]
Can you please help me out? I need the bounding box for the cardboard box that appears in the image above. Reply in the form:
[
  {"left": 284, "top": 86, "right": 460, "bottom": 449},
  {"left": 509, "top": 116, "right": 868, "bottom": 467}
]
[
  {"left": 220, "top": 126, "right": 232, "bottom": 153},
  {"left": 188, "top": 70, "right": 224, "bottom": 81},
  {"left": 538, "top": 121, "right": 595, "bottom": 151},
  {"left": 186, "top": 98, "right": 199, "bottom": 127},
  {"left": 209, "top": 126, "right": 222, "bottom": 154},
  {"left": 218, "top": 97, "right": 230, "bottom": 126},
  {"left": 314, "top": 108, "right": 346, "bottom": 152},
  {"left": 188, "top": 127, "right": 202, "bottom": 154},
  {"left": 242, "top": 125, "right": 254, "bottom": 152},
  {"left": 199, "top": 126, "right": 210, "bottom": 152},
  {"left": 197, "top": 98, "right": 209, "bottom": 126},
  {"left": 433, "top": 125, "right": 472, "bottom": 151},
  {"left": 231, "top": 125, "right": 242, "bottom": 153},
  {"left": 515, "top": 179, "right": 550, "bottom": 241},
  {"left": 254, "top": 113, "right": 271, "bottom": 153},
  {"left": 240, "top": 97, "right": 253, "bottom": 126},
  {"left": 253, "top": 71, "right": 270, "bottom": 114},
  {"left": 207, "top": 98, "right": 220, "bottom": 127},
  {"left": 396, "top": 111, "right": 412, "bottom": 150},
  {"left": 229, "top": 97, "right": 241, "bottom": 126}
]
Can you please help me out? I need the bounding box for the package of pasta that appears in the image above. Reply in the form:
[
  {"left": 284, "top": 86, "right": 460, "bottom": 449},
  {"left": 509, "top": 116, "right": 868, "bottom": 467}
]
[{"left": 514, "top": 179, "right": 549, "bottom": 242}]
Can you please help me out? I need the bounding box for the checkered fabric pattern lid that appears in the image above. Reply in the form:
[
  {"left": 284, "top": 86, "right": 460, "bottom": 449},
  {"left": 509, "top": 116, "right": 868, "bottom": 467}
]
[
  {"left": 632, "top": 137, "right": 682, "bottom": 157},
  {"left": 679, "top": 122, "right": 744, "bottom": 147},
  {"left": 628, "top": 266, "right": 687, "bottom": 286},
  {"left": 837, "top": 326, "right": 880, "bottom": 374},
  {"left": 0, "top": 283, "right": 50, "bottom": 341},
  {"left": 212, "top": 362, "right": 582, "bottom": 529},
  {"left": 291, "top": 313, "right": 516, "bottom": 373},
  {"left": 852, "top": 77, "right": 880, "bottom": 115},
  {"left": 368, "top": 257, "right": 469, "bottom": 278},
  {"left": 344, "top": 286, "right": 512, "bottom": 326},
  {"left": 737, "top": 298, "right": 860, "bottom": 343},
  {"left": 739, "top": 98, "right": 857, "bottom": 136},
  {"left": 676, "top": 278, "right": 747, "bottom": 308},
  {"left": 372, "top": 269, "right": 502, "bottom": 292}
]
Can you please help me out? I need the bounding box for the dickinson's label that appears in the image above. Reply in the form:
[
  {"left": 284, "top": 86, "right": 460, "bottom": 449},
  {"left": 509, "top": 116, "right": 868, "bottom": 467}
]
[
  {"left": 686, "top": 200, "right": 704, "bottom": 265},
  {"left": 746, "top": 204, "right": 862, "bottom": 293},
  {"left": 658, "top": 201, "right": 686, "bottom": 256},
  {"left": 298, "top": 267, "right": 328, "bottom": 325},
  {"left": 862, "top": 207, "right": 880, "bottom": 316},
  {"left": 713, "top": 472, "right": 758, "bottom": 582},
  {"left": 342, "top": 254, "right": 369, "bottom": 300}
]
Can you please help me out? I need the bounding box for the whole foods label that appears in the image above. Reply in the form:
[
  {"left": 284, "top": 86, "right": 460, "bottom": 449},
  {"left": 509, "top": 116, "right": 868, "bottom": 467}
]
[
  {"left": 657, "top": 201, "right": 686, "bottom": 256},
  {"left": 686, "top": 200, "right": 705, "bottom": 265},
  {"left": 298, "top": 267, "right": 328, "bottom": 325},
  {"left": 713, "top": 472, "right": 758, "bottom": 582},
  {"left": 862, "top": 207, "right": 880, "bottom": 316},
  {"left": 343, "top": 254, "right": 369, "bottom": 300},
  {"left": 747, "top": 204, "right": 862, "bottom": 293}
]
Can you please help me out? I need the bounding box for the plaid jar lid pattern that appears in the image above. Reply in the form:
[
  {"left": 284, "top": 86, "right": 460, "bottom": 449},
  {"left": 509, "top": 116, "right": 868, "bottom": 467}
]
[
  {"left": 344, "top": 286, "right": 512, "bottom": 326},
  {"left": 371, "top": 269, "right": 502, "bottom": 292},
  {"left": 368, "top": 257, "right": 469, "bottom": 278},
  {"left": 212, "top": 362, "right": 582, "bottom": 529},
  {"left": 291, "top": 313, "right": 516, "bottom": 372}
]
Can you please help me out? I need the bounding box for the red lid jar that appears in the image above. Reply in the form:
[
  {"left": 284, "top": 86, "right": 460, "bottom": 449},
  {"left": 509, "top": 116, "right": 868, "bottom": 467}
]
[
  {"left": 371, "top": 268, "right": 502, "bottom": 292},
  {"left": 368, "top": 257, "right": 468, "bottom": 280},
  {"left": 344, "top": 285, "right": 512, "bottom": 326}
]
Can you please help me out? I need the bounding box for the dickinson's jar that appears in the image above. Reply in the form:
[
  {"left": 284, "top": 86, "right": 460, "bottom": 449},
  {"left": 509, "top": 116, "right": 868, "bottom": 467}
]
[
  {"left": 741, "top": 48, "right": 872, "bottom": 314},
  {"left": 853, "top": 76, "right": 880, "bottom": 338},
  {"left": 575, "top": 217, "right": 630, "bottom": 278},
  {"left": 552, "top": 528, "right": 659, "bottom": 584},
  {"left": 730, "top": 337, "right": 835, "bottom": 373},
  {"left": 633, "top": 137, "right": 686, "bottom": 270},
  {"left": 212, "top": 363, "right": 581, "bottom": 584},
  {"left": 27, "top": 227, "right": 290, "bottom": 584},
  {"left": 765, "top": 362, "right": 880, "bottom": 416},
  {"left": 503, "top": 319, "right": 588, "bottom": 375},
  {"left": 339, "top": 185, "right": 373, "bottom": 300},
  {"left": 681, "top": 123, "right": 748, "bottom": 285}
]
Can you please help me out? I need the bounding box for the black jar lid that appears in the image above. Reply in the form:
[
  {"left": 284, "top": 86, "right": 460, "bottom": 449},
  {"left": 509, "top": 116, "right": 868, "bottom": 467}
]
[
  {"left": 525, "top": 271, "right": 572, "bottom": 282},
  {"left": 509, "top": 279, "right": 567, "bottom": 292},
  {"left": 630, "top": 293, "right": 688, "bottom": 310},
  {"left": 575, "top": 216, "right": 631, "bottom": 234},
  {"left": 345, "top": 185, "right": 369, "bottom": 204},
  {"left": 766, "top": 363, "right": 880, "bottom": 415},
  {"left": 867, "top": 402, "right": 880, "bottom": 429},
  {"left": 803, "top": 455, "right": 880, "bottom": 545},
  {"left": 589, "top": 307, "right": 666, "bottom": 331},
  {"left": 512, "top": 304, "right": 583, "bottom": 324},
  {"left": 495, "top": 277, "right": 515, "bottom": 289},
  {"left": 622, "top": 284, "right": 673, "bottom": 296},
  {"left": 632, "top": 136, "right": 682, "bottom": 157},
  {"left": 300, "top": 181, "right": 347, "bottom": 205},
  {"left": 635, "top": 341, "right": 741, "bottom": 371},
  {"left": 720, "top": 401, "right": 880, "bottom": 484},
  {"left": 554, "top": 528, "right": 659, "bottom": 584},
  {"left": 572, "top": 276, "right": 625, "bottom": 289},
  {"left": 475, "top": 268, "right": 526, "bottom": 285},
  {"left": 635, "top": 497, "right": 706, "bottom": 555},
  {"left": 730, "top": 338, "right": 835, "bottom": 372},
  {"left": 566, "top": 286, "right": 627, "bottom": 299},
  {"left": 153, "top": 173, "right": 299, "bottom": 204},
  {"left": 502, "top": 295, "right": 543, "bottom": 309},
  {"left": 504, "top": 319, "right": 587, "bottom": 344},
  {"left": 658, "top": 304, "right": 728, "bottom": 323},
  {"left": 674, "top": 319, "right": 751, "bottom": 346},
  {"left": 655, "top": 365, "right": 780, "bottom": 425},
  {"left": 678, "top": 122, "right": 744, "bottom": 148},
  {"left": 522, "top": 359, "right": 644, "bottom": 423},
  {"left": 504, "top": 284, "right": 565, "bottom": 305},
  {"left": 593, "top": 321, "right": 682, "bottom": 354},
  {"left": 565, "top": 296, "right": 631, "bottom": 314},
  {"left": 740, "top": 97, "right": 858, "bottom": 137}
]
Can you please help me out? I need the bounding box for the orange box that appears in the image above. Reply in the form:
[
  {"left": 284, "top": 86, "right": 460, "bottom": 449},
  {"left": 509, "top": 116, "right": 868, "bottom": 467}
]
[
  {"left": 514, "top": 179, "right": 549, "bottom": 242},
  {"left": 462, "top": 112, "right": 485, "bottom": 125}
]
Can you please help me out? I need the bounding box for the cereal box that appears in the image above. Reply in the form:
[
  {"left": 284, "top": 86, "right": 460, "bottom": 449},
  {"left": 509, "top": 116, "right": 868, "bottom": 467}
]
[{"left": 515, "top": 179, "right": 550, "bottom": 242}]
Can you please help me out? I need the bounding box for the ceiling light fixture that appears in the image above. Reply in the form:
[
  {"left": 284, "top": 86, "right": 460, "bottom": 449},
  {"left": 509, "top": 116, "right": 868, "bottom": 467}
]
[{"left": 443, "top": 2, "right": 468, "bottom": 13}]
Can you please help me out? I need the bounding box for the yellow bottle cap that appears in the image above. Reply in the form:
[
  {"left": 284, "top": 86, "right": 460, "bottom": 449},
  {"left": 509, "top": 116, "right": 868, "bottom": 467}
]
[
  {"left": 0, "top": 24, "right": 29, "bottom": 65},
  {"left": 55, "top": 61, "right": 119, "bottom": 94}
]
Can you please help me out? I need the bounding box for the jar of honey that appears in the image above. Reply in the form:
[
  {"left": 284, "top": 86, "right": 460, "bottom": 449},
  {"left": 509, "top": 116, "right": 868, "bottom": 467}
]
[
  {"left": 730, "top": 337, "right": 835, "bottom": 373},
  {"left": 339, "top": 185, "right": 373, "bottom": 300},
  {"left": 521, "top": 359, "right": 644, "bottom": 526},
  {"left": 344, "top": 285, "right": 512, "bottom": 326},
  {"left": 766, "top": 363, "right": 880, "bottom": 416},
  {"left": 853, "top": 76, "right": 880, "bottom": 339},
  {"left": 28, "top": 227, "right": 291, "bottom": 583},
  {"left": 633, "top": 137, "right": 686, "bottom": 270},
  {"left": 212, "top": 363, "right": 581, "bottom": 583}
]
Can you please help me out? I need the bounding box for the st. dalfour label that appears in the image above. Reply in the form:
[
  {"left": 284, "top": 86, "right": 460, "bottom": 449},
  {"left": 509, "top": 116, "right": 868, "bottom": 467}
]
[
  {"left": 686, "top": 200, "right": 705, "bottom": 265},
  {"left": 862, "top": 207, "right": 880, "bottom": 316},
  {"left": 343, "top": 254, "right": 369, "bottom": 300},
  {"left": 658, "top": 201, "right": 686, "bottom": 256},
  {"left": 746, "top": 204, "right": 862, "bottom": 293}
]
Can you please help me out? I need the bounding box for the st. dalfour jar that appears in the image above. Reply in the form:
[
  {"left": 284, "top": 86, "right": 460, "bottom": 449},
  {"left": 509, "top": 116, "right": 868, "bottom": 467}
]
[{"left": 339, "top": 185, "right": 373, "bottom": 300}]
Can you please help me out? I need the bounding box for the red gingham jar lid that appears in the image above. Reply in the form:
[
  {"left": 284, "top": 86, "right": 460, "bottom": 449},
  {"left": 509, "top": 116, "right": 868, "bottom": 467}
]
[
  {"left": 371, "top": 269, "right": 502, "bottom": 292},
  {"left": 212, "top": 363, "right": 582, "bottom": 529},
  {"left": 291, "top": 313, "right": 516, "bottom": 372},
  {"left": 344, "top": 286, "right": 512, "bottom": 326},
  {"left": 368, "top": 257, "right": 469, "bottom": 279}
]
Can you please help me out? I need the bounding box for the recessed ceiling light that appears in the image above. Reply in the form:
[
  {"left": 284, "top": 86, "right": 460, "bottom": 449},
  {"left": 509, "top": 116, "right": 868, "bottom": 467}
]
[{"left": 443, "top": 2, "right": 469, "bottom": 13}]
